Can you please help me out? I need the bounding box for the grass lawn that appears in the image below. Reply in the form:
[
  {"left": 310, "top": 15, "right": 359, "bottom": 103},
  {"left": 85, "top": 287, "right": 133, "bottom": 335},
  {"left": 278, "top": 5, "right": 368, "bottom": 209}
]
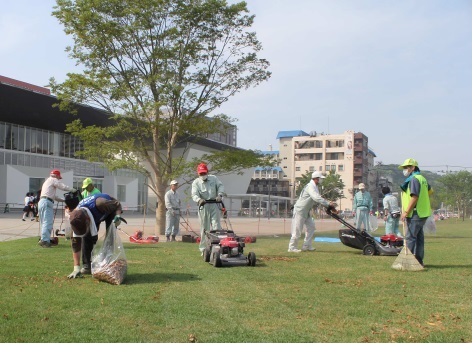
[{"left": 1, "top": 219, "right": 471, "bottom": 343}]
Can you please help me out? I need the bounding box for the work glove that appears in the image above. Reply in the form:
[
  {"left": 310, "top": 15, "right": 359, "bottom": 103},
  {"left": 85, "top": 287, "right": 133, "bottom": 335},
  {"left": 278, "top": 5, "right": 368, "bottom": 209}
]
[
  {"left": 216, "top": 195, "right": 222, "bottom": 202},
  {"left": 369, "top": 211, "right": 373, "bottom": 216},
  {"left": 71, "top": 188, "right": 77, "bottom": 193},
  {"left": 326, "top": 205, "right": 337, "bottom": 214},
  {"left": 67, "top": 266, "right": 83, "bottom": 279},
  {"left": 198, "top": 199, "right": 206, "bottom": 206},
  {"left": 113, "top": 215, "right": 123, "bottom": 227}
]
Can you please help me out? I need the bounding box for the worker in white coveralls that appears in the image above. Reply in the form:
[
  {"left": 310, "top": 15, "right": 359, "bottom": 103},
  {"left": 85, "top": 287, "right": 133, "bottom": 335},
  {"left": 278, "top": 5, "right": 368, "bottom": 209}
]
[
  {"left": 353, "top": 183, "right": 373, "bottom": 231},
  {"left": 191, "top": 163, "right": 226, "bottom": 254},
  {"left": 288, "top": 171, "right": 338, "bottom": 253},
  {"left": 165, "top": 180, "right": 181, "bottom": 242}
]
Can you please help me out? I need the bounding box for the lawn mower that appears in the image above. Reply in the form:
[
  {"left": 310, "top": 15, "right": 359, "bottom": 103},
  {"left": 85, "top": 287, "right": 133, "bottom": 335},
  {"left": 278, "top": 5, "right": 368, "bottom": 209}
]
[
  {"left": 201, "top": 200, "right": 256, "bottom": 267},
  {"left": 327, "top": 208, "right": 402, "bottom": 256}
]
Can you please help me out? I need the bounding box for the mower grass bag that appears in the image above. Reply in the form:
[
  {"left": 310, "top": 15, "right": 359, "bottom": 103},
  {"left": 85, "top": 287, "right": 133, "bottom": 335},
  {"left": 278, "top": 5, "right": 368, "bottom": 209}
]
[{"left": 92, "top": 224, "right": 127, "bottom": 285}]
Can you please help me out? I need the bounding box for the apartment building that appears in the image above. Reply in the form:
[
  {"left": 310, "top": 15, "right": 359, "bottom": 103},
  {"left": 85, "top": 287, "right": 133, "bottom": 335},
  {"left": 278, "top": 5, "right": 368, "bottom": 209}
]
[{"left": 276, "top": 130, "right": 375, "bottom": 209}]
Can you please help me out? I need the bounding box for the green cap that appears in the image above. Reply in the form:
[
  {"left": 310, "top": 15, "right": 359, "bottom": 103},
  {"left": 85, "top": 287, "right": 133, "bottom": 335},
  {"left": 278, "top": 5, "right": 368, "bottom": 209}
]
[
  {"left": 82, "top": 177, "right": 93, "bottom": 189},
  {"left": 398, "top": 158, "right": 418, "bottom": 169}
]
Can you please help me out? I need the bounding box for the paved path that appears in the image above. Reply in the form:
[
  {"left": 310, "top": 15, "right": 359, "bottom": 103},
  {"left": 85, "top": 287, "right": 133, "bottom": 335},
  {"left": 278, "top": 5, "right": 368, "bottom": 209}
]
[{"left": 0, "top": 211, "right": 364, "bottom": 243}]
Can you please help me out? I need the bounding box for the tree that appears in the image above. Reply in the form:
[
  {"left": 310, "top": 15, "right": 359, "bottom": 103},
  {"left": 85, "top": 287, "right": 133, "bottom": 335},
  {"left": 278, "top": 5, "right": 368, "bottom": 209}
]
[
  {"left": 436, "top": 171, "right": 472, "bottom": 221},
  {"left": 50, "top": 0, "right": 271, "bottom": 234},
  {"left": 295, "top": 170, "right": 345, "bottom": 204}
]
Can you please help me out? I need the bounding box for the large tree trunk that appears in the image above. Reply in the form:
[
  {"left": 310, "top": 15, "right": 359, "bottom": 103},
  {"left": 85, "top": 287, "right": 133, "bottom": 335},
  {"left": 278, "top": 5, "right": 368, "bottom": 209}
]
[{"left": 155, "top": 182, "right": 167, "bottom": 235}]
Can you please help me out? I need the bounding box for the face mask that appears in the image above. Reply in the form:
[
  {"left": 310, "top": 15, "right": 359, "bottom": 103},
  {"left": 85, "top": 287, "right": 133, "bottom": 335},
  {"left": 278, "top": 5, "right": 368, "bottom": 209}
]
[
  {"left": 403, "top": 169, "right": 410, "bottom": 177},
  {"left": 199, "top": 175, "right": 208, "bottom": 181}
]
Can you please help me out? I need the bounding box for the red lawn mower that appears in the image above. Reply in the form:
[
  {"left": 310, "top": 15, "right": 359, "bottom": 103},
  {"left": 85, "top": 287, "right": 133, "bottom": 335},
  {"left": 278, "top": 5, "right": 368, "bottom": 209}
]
[{"left": 201, "top": 200, "right": 256, "bottom": 267}]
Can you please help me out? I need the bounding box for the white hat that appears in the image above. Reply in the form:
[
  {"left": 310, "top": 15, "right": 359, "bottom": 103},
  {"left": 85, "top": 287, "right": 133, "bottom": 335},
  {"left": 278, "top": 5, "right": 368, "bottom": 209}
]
[
  {"left": 170, "top": 180, "right": 179, "bottom": 185},
  {"left": 311, "top": 171, "right": 325, "bottom": 179},
  {"left": 358, "top": 183, "right": 365, "bottom": 189}
]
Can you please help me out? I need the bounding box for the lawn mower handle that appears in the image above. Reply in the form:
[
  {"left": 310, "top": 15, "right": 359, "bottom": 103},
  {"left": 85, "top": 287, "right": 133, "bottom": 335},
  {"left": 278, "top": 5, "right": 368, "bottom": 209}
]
[
  {"left": 198, "top": 199, "right": 227, "bottom": 218},
  {"left": 198, "top": 199, "right": 225, "bottom": 208}
]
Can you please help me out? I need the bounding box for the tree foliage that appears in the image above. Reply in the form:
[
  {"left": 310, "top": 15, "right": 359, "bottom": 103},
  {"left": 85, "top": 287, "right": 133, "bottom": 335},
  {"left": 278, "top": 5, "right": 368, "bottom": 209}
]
[
  {"left": 50, "top": 0, "right": 271, "bottom": 233},
  {"left": 436, "top": 171, "right": 472, "bottom": 221},
  {"left": 295, "top": 170, "right": 345, "bottom": 202}
]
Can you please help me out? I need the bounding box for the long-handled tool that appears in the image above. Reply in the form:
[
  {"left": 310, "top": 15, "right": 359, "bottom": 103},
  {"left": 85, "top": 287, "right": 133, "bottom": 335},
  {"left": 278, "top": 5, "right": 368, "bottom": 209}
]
[
  {"left": 391, "top": 221, "right": 424, "bottom": 271},
  {"left": 180, "top": 215, "right": 201, "bottom": 243}
]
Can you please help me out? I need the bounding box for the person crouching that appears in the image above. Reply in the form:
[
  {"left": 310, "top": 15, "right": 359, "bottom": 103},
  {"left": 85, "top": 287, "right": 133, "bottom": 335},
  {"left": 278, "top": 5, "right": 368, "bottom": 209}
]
[{"left": 67, "top": 194, "right": 122, "bottom": 278}]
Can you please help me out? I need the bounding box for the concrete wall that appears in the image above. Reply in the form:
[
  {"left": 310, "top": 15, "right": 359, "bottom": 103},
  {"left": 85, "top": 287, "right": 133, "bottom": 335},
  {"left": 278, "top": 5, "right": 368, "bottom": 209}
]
[
  {"left": 102, "top": 175, "right": 139, "bottom": 210},
  {"left": 0, "top": 165, "right": 139, "bottom": 210},
  {"left": 3, "top": 166, "right": 73, "bottom": 207}
]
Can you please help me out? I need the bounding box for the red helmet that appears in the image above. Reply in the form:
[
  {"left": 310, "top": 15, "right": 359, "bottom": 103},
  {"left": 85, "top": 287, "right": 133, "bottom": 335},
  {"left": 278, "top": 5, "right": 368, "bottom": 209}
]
[
  {"left": 197, "top": 163, "right": 208, "bottom": 174},
  {"left": 50, "top": 169, "right": 62, "bottom": 179}
]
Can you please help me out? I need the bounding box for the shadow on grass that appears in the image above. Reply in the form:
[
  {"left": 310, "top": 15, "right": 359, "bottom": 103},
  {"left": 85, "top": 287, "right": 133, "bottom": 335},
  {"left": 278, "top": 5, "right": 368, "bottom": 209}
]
[
  {"left": 423, "top": 264, "right": 472, "bottom": 269},
  {"left": 125, "top": 272, "right": 200, "bottom": 284}
]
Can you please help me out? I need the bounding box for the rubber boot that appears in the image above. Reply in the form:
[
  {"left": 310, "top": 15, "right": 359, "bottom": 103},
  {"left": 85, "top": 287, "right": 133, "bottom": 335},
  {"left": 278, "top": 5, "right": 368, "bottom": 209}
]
[
  {"left": 171, "top": 235, "right": 176, "bottom": 242},
  {"left": 166, "top": 235, "right": 170, "bottom": 242}
]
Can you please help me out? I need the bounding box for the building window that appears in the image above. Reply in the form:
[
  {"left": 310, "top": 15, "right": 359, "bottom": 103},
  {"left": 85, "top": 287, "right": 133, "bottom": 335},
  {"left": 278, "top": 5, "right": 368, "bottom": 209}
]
[
  {"left": 295, "top": 167, "right": 300, "bottom": 171},
  {"left": 331, "top": 165, "right": 336, "bottom": 172},
  {"left": 29, "top": 178, "right": 45, "bottom": 193},
  {"left": 117, "top": 185, "right": 126, "bottom": 202},
  {"left": 338, "top": 164, "right": 344, "bottom": 171},
  {"left": 309, "top": 166, "right": 314, "bottom": 172}
]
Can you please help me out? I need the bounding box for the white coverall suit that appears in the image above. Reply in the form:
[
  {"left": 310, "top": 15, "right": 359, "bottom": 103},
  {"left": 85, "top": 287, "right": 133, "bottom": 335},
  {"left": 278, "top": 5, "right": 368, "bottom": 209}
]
[
  {"left": 353, "top": 191, "right": 373, "bottom": 231},
  {"left": 165, "top": 188, "right": 181, "bottom": 238},
  {"left": 191, "top": 175, "right": 225, "bottom": 252},
  {"left": 288, "top": 180, "right": 329, "bottom": 251}
]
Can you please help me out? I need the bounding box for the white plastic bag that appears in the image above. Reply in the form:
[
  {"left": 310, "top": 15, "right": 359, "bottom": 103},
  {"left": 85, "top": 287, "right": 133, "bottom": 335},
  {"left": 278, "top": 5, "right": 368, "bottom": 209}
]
[
  {"left": 368, "top": 215, "right": 379, "bottom": 232},
  {"left": 91, "top": 223, "right": 127, "bottom": 285},
  {"left": 424, "top": 215, "right": 437, "bottom": 234}
]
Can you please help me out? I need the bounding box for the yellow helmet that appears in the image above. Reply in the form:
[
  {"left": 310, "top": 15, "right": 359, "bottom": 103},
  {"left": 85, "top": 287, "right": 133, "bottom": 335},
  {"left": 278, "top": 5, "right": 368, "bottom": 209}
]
[
  {"left": 82, "top": 177, "right": 93, "bottom": 189},
  {"left": 398, "top": 158, "right": 418, "bottom": 169}
]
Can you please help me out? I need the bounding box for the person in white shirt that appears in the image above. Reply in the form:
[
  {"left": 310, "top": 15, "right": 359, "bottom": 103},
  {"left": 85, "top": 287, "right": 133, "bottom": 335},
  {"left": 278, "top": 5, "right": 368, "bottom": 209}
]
[
  {"left": 288, "top": 171, "right": 337, "bottom": 253},
  {"left": 22, "top": 192, "right": 35, "bottom": 221},
  {"left": 38, "top": 169, "right": 76, "bottom": 248}
]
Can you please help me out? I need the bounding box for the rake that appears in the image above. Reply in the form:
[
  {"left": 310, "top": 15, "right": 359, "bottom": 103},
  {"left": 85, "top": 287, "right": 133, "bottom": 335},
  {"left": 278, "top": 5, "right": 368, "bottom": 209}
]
[{"left": 391, "top": 220, "right": 424, "bottom": 271}]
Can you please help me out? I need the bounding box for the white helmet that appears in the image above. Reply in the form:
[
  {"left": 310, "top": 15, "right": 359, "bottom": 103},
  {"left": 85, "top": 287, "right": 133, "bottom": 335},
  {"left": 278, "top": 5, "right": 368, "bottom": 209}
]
[{"left": 311, "top": 171, "right": 325, "bottom": 179}]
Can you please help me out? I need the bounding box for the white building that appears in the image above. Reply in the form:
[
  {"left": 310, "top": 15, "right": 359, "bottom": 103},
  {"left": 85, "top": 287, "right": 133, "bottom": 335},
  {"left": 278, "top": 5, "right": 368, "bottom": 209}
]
[{"left": 0, "top": 76, "right": 252, "bottom": 213}]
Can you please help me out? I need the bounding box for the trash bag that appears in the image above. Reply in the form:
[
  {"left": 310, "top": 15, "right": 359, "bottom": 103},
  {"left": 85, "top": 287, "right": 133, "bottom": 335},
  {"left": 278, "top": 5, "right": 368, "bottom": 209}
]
[
  {"left": 369, "top": 215, "right": 379, "bottom": 232},
  {"left": 64, "top": 209, "right": 72, "bottom": 239},
  {"left": 91, "top": 223, "right": 127, "bottom": 285},
  {"left": 424, "top": 215, "right": 437, "bottom": 234}
]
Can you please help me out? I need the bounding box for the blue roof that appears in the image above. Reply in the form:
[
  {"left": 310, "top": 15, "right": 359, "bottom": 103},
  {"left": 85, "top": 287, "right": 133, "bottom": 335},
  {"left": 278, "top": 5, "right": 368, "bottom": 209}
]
[
  {"left": 276, "top": 130, "right": 309, "bottom": 139},
  {"left": 368, "top": 148, "right": 377, "bottom": 157}
]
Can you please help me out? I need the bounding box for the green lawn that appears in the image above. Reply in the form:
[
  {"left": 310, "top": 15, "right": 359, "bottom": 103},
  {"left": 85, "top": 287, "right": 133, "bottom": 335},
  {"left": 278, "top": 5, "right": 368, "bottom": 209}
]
[{"left": 1, "top": 220, "right": 471, "bottom": 343}]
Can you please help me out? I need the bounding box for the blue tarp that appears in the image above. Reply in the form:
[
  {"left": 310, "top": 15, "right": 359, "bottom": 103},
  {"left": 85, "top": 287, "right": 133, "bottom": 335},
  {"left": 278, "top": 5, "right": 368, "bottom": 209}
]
[
  {"left": 315, "top": 236, "right": 381, "bottom": 243},
  {"left": 315, "top": 237, "right": 341, "bottom": 243}
]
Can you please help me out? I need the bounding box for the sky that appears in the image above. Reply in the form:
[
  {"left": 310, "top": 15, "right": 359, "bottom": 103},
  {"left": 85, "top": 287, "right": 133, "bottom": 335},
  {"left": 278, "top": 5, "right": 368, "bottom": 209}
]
[{"left": 1, "top": 0, "right": 471, "bottom": 173}]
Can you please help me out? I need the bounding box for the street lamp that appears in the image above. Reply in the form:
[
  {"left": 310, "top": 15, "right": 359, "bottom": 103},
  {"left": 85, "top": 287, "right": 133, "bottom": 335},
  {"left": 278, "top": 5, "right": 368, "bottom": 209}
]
[{"left": 264, "top": 167, "right": 271, "bottom": 220}]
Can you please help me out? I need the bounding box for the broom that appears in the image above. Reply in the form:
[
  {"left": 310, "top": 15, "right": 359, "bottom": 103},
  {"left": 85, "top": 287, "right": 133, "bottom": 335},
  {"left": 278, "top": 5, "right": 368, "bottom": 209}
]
[{"left": 391, "top": 220, "right": 424, "bottom": 271}]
